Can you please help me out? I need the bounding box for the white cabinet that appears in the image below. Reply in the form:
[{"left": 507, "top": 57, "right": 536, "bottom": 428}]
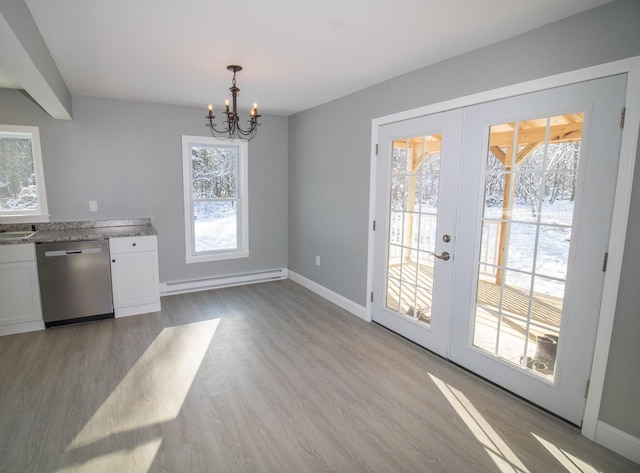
[
  {"left": 110, "top": 235, "right": 161, "bottom": 317},
  {"left": 0, "top": 243, "right": 44, "bottom": 335}
]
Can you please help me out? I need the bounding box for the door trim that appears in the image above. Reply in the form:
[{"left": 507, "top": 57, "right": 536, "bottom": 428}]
[{"left": 366, "top": 55, "right": 640, "bottom": 441}]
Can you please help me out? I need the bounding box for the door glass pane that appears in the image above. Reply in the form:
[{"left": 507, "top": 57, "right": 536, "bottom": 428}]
[
  {"left": 385, "top": 135, "right": 441, "bottom": 326},
  {"left": 472, "top": 113, "right": 584, "bottom": 381}
]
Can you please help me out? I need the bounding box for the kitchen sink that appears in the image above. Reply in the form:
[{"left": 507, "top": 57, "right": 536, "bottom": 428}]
[{"left": 0, "top": 231, "right": 37, "bottom": 240}]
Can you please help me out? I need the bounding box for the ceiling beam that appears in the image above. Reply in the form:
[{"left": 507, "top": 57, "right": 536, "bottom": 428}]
[{"left": 0, "top": 0, "right": 71, "bottom": 119}]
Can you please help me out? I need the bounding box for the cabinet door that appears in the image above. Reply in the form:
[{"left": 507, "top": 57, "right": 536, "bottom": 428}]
[
  {"left": 111, "top": 250, "right": 160, "bottom": 310},
  {"left": 0, "top": 260, "right": 42, "bottom": 327}
]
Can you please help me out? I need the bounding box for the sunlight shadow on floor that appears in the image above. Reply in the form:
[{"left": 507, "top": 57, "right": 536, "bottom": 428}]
[
  {"left": 429, "top": 373, "right": 531, "bottom": 473},
  {"left": 58, "top": 318, "right": 220, "bottom": 472},
  {"left": 532, "top": 432, "right": 599, "bottom": 473}
]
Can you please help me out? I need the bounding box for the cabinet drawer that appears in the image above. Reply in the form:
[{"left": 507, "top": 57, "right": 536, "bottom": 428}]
[
  {"left": 110, "top": 235, "right": 157, "bottom": 254},
  {"left": 0, "top": 243, "right": 36, "bottom": 263}
]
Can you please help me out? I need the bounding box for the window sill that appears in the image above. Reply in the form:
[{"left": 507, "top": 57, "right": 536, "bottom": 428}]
[
  {"left": 186, "top": 250, "right": 249, "bottom": 264},
  {"left": 0, "top": 214, "right": 50, "bottom": 224}
]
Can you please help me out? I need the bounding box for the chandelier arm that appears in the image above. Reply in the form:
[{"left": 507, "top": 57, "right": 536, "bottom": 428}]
[
  {"left": 235, "top": 121, "right": 258, "bottom": 135},
  {"left": 208, "top": 116, "right": 259, "bottom": 138},
  {"left": 207, "top": 118, "right": 232, "bottom": 135}
]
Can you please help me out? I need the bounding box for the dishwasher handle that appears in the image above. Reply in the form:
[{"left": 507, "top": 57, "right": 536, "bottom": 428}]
[{"left": 44, "top": 247, "right": 103, "bottom": 257}]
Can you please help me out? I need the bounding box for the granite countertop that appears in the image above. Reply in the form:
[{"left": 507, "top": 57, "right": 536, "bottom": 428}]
[
  {"left": 0, "top": 219, "right": 157, "bottom": 245},
  {"left": 32, "top": 225, "right": 157, "bottom": 243}
]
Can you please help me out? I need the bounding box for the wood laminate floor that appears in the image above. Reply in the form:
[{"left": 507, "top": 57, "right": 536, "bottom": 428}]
[{"left": 0, "top": 280, "right": 637, "bottom": 472}]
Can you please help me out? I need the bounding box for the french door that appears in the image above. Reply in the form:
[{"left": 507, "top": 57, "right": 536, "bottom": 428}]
[
  {"left": 372, "top": 75, "right": 626, "bottom": 424},
  {"left": 373, "top": 109, "right": 463, "bottom": 357}
]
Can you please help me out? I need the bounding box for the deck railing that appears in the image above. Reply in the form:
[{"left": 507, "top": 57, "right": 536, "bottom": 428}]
[
  {"left": 480, "top": 219, "right": 501, "bottom": 278},
  {"left": 389, "top": 213, "right": 500, "bottom": 277}
]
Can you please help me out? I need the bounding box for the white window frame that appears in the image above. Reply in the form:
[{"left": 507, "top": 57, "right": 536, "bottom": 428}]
[
  {"left": 0, "top": 124, "right": 50, "bottom": 223},
  {"left": 182, "top": 135, "right": 249, "bottom": 263}
]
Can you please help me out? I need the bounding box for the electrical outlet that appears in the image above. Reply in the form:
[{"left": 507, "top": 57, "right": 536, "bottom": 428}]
[
  {"left": 89, "top": 200, "right": 98, "bottom": 212},
  {"left": 316, "top": 255, "right": 320, "bottom": 266}
]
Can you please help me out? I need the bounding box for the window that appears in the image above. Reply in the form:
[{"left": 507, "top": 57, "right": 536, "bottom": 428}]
[
  {"left": 0, "top": 125, "right": 49, "bottom": 222},
  {"left": 182, "top": 135, "right": 249, "bottom": 263}
]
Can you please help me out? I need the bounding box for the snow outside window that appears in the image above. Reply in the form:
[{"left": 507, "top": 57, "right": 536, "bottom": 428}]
[
  {"left": 182, "top": 135, "right": 249, "bottom": 263},
  {"left": 0, "top": 125, "right": 49, "bottom": 223}
]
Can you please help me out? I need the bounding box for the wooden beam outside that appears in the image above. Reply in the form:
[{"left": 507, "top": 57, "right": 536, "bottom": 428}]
[
  {"left": 490, "top": 122, "right": 582, "bottom": 148},
  {"left": 490, "top": 146, "right": 506, "bottom": 165},
  {"left": 514, "top": 142, "right": 540, "bottom": 167}
]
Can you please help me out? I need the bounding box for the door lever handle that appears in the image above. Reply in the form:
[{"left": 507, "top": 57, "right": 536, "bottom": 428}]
[{"left": 428, "top": 251, "right": 451, "bottom": 261}]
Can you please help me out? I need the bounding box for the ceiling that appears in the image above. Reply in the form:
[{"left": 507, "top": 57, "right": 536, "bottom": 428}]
[{"left": 5, "top": 0, "right": 613, "bottom": 116}]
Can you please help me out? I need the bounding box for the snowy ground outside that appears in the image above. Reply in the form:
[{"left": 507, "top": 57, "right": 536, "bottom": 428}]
[
  {"left": 194, "top": 215, "right": 237, "bottom": 252},
  {"left": 482, "top": 200, "right": 573, "bottom": 298}
]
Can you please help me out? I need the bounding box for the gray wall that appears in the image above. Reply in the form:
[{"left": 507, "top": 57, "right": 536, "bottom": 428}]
[
  {"left": 0, "top": 91, "right": 289, "bottom": 283},
  {"left": 288, "top": 0, "right": 640, "bottom": 438}
]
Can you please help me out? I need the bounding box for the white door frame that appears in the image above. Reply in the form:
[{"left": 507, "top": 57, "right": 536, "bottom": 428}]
[{"left": 366, "top": 56, "right": 640, "bottom": 440}]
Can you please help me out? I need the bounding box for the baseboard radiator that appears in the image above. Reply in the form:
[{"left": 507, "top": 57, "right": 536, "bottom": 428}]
[{"left": 159, "top": 268, "right": 288, "bottom": 296}]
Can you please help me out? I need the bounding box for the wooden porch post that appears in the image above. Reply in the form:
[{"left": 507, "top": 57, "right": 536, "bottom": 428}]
[
  {"left": 404, "top": 141, "right": 419, "bottom": 261},
  {"left": 495, "top": 140, "right": 513, "bottom": 286}
]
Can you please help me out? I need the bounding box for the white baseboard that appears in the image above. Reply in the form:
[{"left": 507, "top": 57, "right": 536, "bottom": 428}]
[
  {"left": 115, "top": 302, "right": 162, "bottom": 318},
  {"left": 0, "top": 320, "right": 45, "bottom": 336},
  {"left": 288, "top": 271, "right": 368, "bottom": 322},
  {"left": 595, "top": 421, "right": 640, "bottom": 464},
  {"left": 160, "top": 268, "right": 288, "bottom": 296}
]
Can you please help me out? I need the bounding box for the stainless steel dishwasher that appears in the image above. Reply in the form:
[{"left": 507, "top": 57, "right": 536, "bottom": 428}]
[{"left": 36, "top": 240, "right": 114, "bottom": 327}]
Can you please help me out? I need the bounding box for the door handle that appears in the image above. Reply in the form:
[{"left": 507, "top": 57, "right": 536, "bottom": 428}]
[{"left": 428, "top": 251, "right": 451, "bottom": 261}]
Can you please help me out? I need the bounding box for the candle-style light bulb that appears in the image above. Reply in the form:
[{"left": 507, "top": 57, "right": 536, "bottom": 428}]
[{"left": 208, "top": 104, "right": 213, "bottom": 118}]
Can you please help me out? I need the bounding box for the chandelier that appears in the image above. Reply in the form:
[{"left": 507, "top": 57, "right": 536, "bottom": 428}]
[{"left": 205, "top": 65, "right": 260, "bottom": 140}]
